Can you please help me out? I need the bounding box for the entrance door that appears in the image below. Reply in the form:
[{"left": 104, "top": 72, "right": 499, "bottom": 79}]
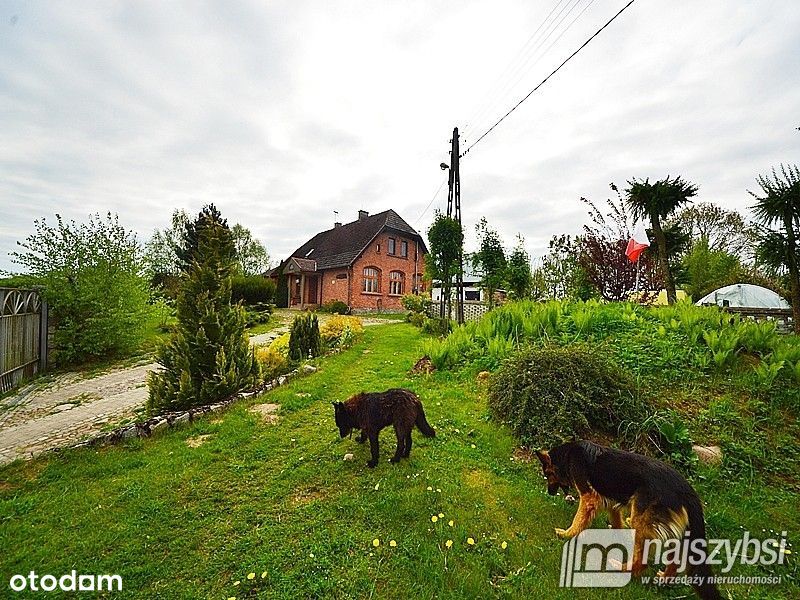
[{"left": 305, "top": 276, "right": 319, "bottom": 305}]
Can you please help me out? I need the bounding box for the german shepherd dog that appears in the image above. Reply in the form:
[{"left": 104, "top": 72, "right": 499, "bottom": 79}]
[
  {"left": 537, "top": 440, "right": 720, "bottom": 600},
  {"left": 333, "top": 388, "right": 435, "bottom": 468}
]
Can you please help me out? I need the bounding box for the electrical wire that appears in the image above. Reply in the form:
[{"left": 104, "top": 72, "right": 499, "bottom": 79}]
[
  {"left": 414, "top": 179, "right": 448, "bottom": 226},
  {"left": 461, "top": 0, "right": 637, "bottom": 157}
]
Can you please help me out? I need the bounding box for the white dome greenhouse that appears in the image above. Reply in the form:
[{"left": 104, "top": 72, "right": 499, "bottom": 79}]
[{"left": 695, "top": 283, "right": 790, "bottom": 309}]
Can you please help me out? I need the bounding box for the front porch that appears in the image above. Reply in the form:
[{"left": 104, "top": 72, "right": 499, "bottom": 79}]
[{"left": 283, "top": 257, "right": 321, "bottom": 310}]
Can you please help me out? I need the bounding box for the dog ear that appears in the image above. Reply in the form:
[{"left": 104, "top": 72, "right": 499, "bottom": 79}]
[{"left": 536, "top": 449, "right": 551, "bottom": 467}]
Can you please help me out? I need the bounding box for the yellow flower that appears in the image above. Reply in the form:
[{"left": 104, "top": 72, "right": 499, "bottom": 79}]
[
  {"left": 501, "top": 541, "right": 508, "bottom": 550},
  {"left": 233, "top": 581, "right": 240, "bottom": 586},
  {"left": 372, "top": 538, "right": 380, "bottom": 547},
  {"left": 467, "top": 537, "right": 475, "bottom": 545},
  {"left": 431, "top": 515, "right": 439, "bottom": 523},
  {"left": 427, "top": 486, "right": 433, "bottom": 491},
  {"left": 247, "top": 573, "right": 255, "bottom": 580},
  {"left": 228, "top": 597, "right": 236, "bottom": 600},
  {"left": 438, "top": 513, "right": 444, "bottom": 518},
  {"left": 261, "top": 572, "right": 267, "bottom": 579},
  {"left": 445, "top": 539, "right": 453, "bottom": 548},
  {"left": 470, "top": 443, "right": 476, "bottom": 449},
  {"left": 448, "top": 520, "right": 454, "bottom": 527},
  {"left": 389, "top": 540, "right": 397, "bottom": 547},
  {"left": 780, "top": 548, "right": 792, "bottom": 555}
]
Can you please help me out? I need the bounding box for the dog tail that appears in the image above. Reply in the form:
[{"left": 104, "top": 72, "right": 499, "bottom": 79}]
[
  {"left": 416, "top": 405, "right": 436, "bottom": 437},
  {"left": 685, "top": 496, "right": 721, "bottom": 600}
]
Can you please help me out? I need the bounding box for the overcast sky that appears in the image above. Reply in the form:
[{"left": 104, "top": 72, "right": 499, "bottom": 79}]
[{"left": 1, "top": 0, "right": 798, "bottom": 273}]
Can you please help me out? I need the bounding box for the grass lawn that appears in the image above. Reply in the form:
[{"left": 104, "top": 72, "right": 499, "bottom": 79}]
[{"left": 1, "top": 323, "right": 797, "bottom": 599}]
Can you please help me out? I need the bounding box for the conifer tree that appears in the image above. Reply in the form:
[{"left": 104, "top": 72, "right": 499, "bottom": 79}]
[{"left": 147, "top": 205, "right": 259, "bottom": 413}]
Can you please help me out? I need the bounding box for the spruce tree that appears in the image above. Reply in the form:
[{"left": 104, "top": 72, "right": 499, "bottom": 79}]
[{"left": 147, "top": 205, "right": 259, "bottom": 413}]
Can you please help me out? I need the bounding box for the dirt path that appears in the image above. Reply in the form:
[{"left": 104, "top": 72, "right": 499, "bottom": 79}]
[{"left": 0, "top": 312, "right": 399, "bottom": 465}]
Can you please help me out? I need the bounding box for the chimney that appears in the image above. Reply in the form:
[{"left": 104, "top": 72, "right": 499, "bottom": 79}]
[
  {"left": 334, "top": 221, "right": 342, "bottom": 228},
  {"left": 358, "top": 210, "right": 369, "bottom": 220}
]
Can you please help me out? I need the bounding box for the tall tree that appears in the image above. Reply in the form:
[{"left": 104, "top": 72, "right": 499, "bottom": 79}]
[
  {"left": 506, "top": 235, "right": 533, "bottom": 299},
  {"left": 749, "top": 164, "right": 800, "bottom": 333},
  {"left": 625, "top": 176, "right": 698, "bottom": 304},
  {"left": 531, "top": 235, "right": 594, "bottom": 301},
  {"left": 231, "top": 224, "right": 271, "bottom": 276},
  {"left": 426, "top": 211, "right": 463, "bottom": 320},
  {"left": 148, "top": 205, "right": 259, "bottom": 413},
  {"left": 673, "top": 202, "right": 757, "bottom": 261},
  {"left": 472, "top": 218, "right": 507, "bottom": 308}
]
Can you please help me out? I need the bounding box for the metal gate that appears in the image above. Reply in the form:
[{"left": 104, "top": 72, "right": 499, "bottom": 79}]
[{"left": 0, "top": 288, "right": 48, "bottom": 392}]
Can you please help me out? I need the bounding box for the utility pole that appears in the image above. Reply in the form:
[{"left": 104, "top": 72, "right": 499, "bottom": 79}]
[{"left": 446, "top": 127, "right": 465, "bottom": 325}]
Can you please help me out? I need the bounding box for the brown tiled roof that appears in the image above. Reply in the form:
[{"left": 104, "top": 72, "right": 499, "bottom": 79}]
[{"left": 288, "top": 209, "right": 427, "bottom": 270}]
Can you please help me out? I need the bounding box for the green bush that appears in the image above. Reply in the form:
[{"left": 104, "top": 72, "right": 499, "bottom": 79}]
[
  {"left": 231, "top": 275, "right": 276, "bottom": 305},
  {"left": 407, "top": 312, "right": 425, "bottom": 327},
  {"left": 422, "top": 317, "right": 452, "bottom": 337},
  {"left": 288, "top": 313, "right": 322, "bottom": 361},
  {"left": 401, "top": 294, "right": 431, "bottom": 314},
  {"left": 488, "top": 344, "right": 641, "bottom": 448},
  {"left": 317, "top": 299, "right": 349, "bottom": 314},
  {"left": 9, "top": 213, "right": 152, "bottom": 364}
]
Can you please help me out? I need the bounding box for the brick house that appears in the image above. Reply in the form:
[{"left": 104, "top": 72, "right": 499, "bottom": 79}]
[{"left": 278, "top": 209, "right": 428, "bottom": 311}]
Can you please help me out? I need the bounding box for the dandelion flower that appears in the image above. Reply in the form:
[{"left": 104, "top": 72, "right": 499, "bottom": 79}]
[
  {"left": 390, "top": 540, "right": 397, "bottom": 547},
  {"left": 309, "top": 553, "right": 315, "bottom": 558},
  {"left": 501, "top": 541, "right": 508, "bottom": 550},
  {"left": 438, "top": 513, "right": 444, "bottom": 518},
  {"left": 427, "top": 486, "right": 433, "bottom": 491},
  {"left": 431, "top": 515, "right": 439, "bottom": 523},
  {"left": 374, "top": 483, "right": 380, "bottom": 491},
  {"left": 448, "top": 520, "right": 454, "bottom": 527},
  {"left": 247, "top": 572, "right": 255, "bottom": 580},
  {"left": 467, "top": 537, "right": 475, "bottom": 545},
  {"left": 780, "top": 548, "right": 792, "bottom": 555},
  {"left": 445, "top": 540, "right": 453, "bottom": 548},
  {"left": 470, "top": 444, "right": 476, "bottom": 449},
  {"left": 261, "top": 572, "right": 267, "bottom": 579},
  {"left": 373, "top": 538, "right": 380, "bottom": 547},
  {"left": 233, "top": 580, "right": 240, "bottom": 586}
]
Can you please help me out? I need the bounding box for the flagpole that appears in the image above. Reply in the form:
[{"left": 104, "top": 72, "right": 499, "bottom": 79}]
[{"left": 635, "top": 255, "right": 641, "bottom": 293}]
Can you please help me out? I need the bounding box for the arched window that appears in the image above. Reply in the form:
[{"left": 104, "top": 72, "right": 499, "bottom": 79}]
[
  {"left": 363, "top": 267, "right": 381, "bottom": 293},
  {"left": 389, "top": 271, "right": 404, "bottom": 295}
]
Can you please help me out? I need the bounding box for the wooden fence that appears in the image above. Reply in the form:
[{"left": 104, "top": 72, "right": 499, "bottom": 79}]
[{"left": 0, "top": 288, "right": 48, "bottom": 393}]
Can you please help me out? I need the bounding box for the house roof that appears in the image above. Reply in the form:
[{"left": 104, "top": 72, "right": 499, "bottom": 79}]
[
  {"left": 283, "top": 257, "right": 317, "bottom": 274},
  {"left": 288, "top": 209, "right": 428, "bottom": 271}
]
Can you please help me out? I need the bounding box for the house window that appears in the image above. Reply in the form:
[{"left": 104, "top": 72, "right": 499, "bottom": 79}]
[
  {"left": 389, "top": 271, "right": 404, "bottom": 295},
  {"left": 388, "top": 238, "right": 396, "bottom": 255},
  {"left": 400, "top": 240, "right": 408, "bottom": 257},
  {"left": 414, "top": 273, "right": 424, "bottom": 293},
  {"left": 465, "top": 290, "right": 481, "bottom": 301},
  {"left": 363, "top": 267, "right": 380, "bottom": 293}
]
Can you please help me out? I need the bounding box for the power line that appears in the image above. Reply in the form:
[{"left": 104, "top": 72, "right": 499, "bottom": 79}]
[
  {"left": 461, "top": 0, "right": 637, "bottom": 157},
  {"left": 414, "top": 179, "right": 448, "bottom": 226},
  {"left": 462, "top": 0, "right": 569, "bottom": 137},
  {"left": 464, "top": 0, "right": 587, "bottom": 140}
]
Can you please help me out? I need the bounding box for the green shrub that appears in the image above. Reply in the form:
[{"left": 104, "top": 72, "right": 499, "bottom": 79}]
[
  {"left": 407, "top": 312, "right": 425, "bottom": 327},
  {"left": 9, "top": 213, "right": 152, "bottom": 364},
  {"left": 401, "top": 294, "right": 431, "bottom": 315},
  {"left": 318, "top": 300, "right": 350, "bottom": 314},
  {"left": 488, "top": 344, "right": 640, "bottom": 448},
  {"left": 244, "top": 302, "right": 273, "bottom": 328},
  {"left": 288, "top": 313, "right": 322, "bottom": 361},
  {"left": 231, "top": 275, "right": 276, "bottom": 305},
  {"left": 422, "top": 317, "right": 452, "bottom": 337}
]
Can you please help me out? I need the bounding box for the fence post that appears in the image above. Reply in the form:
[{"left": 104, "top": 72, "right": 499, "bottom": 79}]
[{"left": 39, "top": 299, "right": 48, "bottom": 371}]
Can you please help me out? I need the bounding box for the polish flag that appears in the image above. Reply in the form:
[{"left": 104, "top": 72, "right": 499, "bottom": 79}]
[{"left": 626, "top": 223, "right": 650, "bottom": 263}]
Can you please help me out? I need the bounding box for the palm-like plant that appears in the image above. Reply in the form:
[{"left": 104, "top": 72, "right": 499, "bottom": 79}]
[
  {"left": 749, "top": 164, "right": 800, "bottom": 333},
  {"left": 625, "top": 176, "right": 698, "bottom": 304}
]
